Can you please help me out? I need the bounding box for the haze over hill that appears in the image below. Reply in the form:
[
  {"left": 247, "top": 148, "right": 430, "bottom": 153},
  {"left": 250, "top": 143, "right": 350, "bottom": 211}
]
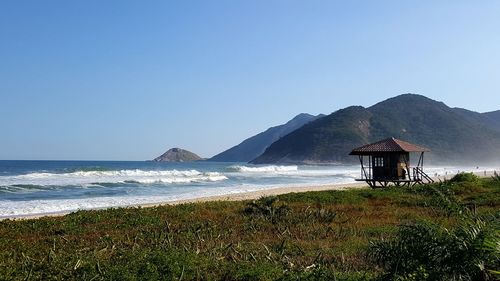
[
  {"left": 483, "top": 110, "right": 500, "bottom": 131},
  {"left": 209, "top": 113, "right": 323, "bottom": 162},
  {"left": 251, "top": 94, "right": 500, "bottom": 165}
]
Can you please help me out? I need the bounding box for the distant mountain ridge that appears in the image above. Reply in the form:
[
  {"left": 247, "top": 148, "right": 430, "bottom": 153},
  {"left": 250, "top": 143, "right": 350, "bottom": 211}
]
[
  {"left": 209, "top": 113, "right": 324, "bottom": 162},
  {"left": 153, "top": 148, "right": 202, "bottom": 162},
  {"left": 483, "top": 110, "right": 500, "bottom": 131},
  {"left": 251, "top": 94, "right": 500, "bottom": 164}
]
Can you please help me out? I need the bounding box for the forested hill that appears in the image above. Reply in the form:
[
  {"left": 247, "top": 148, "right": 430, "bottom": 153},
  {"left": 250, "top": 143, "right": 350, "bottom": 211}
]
[{"left": 251, "top": 94, "right": 500, "bottom": 164}]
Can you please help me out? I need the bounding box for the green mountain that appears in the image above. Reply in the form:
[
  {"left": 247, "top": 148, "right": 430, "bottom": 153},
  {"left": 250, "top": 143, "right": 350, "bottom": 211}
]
[
  {"left": 208, "top": 113, "right": 323, "bottom": 162},
  {"left": 251, "top": 94, "right": 500, "bottom": 164}
]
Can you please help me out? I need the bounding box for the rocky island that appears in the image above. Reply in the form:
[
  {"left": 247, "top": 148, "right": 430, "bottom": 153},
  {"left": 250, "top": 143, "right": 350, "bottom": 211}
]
[{"left": 152, "top": 148, "right": 202, "bottom": 162}]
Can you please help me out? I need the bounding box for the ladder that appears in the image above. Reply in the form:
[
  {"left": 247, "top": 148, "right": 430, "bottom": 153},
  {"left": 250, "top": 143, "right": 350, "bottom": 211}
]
[{"left": 413, "top": 167, "right": 434, "bottom": 184}]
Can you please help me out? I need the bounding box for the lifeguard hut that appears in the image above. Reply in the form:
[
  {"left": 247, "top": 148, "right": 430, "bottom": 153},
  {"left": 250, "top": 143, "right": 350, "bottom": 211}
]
[{"left": 349, "top": 137, "right": 434, "bottom": 187}]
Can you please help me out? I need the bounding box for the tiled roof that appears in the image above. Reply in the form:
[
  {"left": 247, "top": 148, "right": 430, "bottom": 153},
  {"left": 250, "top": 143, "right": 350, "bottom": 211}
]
[{"left": 350, "top": 138, "right": 430, "bottom": 155}]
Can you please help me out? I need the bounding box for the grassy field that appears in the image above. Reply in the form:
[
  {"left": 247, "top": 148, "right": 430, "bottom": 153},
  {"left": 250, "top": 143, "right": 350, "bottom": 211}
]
[{"left": 0, "top": 173, "right": 499, "bottom": 280}]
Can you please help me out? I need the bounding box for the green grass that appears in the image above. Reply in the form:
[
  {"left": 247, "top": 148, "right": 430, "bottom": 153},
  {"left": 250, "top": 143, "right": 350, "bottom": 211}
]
[{"left": 0, "top": 178, "right": 499, "bottom": 280}]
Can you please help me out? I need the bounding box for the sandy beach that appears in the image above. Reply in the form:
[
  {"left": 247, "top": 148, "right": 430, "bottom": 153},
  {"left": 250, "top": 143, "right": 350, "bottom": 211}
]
[
  {"left": 152, "top": 170, "right": 497, "bottom": 205},
  {"left": 142, "top": 169, "right": 498, "bottom": 205},
  {"left": 3, "top": 169, "right": 497, "bottom": 221},
  {"left": 157, "top": 182, "right": 368, "bottom": 205},
  {"left": 3, "top": 181, "right": 368, "bottom": 220}
]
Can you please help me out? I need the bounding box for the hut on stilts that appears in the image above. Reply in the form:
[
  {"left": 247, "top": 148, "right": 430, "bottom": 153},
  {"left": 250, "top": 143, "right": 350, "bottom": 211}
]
[{"left": 350, "top": 137, "right": 434, "bottom": 188}]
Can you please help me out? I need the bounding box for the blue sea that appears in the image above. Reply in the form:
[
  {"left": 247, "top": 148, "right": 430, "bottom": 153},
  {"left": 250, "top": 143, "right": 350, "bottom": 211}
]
[
  {"left": 0, "top": 161, "right": 493, "bottom": 218},
  {"left": 0, "top": 161, "right": 361, "bottom": 218}
]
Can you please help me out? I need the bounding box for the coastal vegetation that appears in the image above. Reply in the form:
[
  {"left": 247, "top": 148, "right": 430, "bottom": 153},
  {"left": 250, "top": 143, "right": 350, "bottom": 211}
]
[{"left": 0, "top": 174, "right": 498, "bottom": 280}]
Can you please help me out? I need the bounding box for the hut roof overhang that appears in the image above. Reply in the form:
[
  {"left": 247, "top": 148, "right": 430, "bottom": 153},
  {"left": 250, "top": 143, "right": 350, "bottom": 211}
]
[{"left": 349, "top": 137, "right": 430, "bottom": 156}]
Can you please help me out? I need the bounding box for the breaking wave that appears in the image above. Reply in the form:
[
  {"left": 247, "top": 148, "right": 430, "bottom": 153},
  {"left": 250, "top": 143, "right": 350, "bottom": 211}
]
[
  {"left": 226, "top": 165, "right": 298, "bottom": 173},
  {"left": 0, "top": 169, "right": 227, "bottom": 189}
]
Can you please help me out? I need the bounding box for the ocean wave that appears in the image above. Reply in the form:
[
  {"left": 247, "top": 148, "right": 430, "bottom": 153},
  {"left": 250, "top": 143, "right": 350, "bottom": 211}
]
[
  {"left": 226, "top": 165, "right": 298, "bottom": 173},
  {"left": 0, "top": 169, "right": 228, "bottom": 189}
]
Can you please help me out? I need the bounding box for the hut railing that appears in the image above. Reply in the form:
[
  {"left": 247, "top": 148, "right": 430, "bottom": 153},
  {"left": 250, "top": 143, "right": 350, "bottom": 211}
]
[{"left": 413, "top": 167, "right": 434, "bottom": 183}]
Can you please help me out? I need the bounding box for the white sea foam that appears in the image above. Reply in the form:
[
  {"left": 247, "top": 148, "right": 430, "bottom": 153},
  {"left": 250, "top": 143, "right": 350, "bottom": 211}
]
[
  {"left": 0, "top": 181, "right": 355, "bottom": 218},
  {"left": 226, "top": 165, "right": 298, "bottom": 173},
  {"left": 0, "top": 184, "right": 263, "bottom": 217},
  {"left": 0, "top": 169, "right": 227, "bottom": 188}
]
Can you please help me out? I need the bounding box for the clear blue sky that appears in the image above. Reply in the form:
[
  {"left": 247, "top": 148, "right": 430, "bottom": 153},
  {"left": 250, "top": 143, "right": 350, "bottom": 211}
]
[{"left": 1, "top": 1, "right": 499, "bottom": 160}]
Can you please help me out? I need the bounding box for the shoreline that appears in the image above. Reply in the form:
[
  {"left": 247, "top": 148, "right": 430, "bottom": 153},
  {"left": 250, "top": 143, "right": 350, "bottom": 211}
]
[
  {"left": 3, "top": 170, "right": 497, "bottom": 221},
  {"left": 2, "top": 182, "right": 368, "bottom": 221}
]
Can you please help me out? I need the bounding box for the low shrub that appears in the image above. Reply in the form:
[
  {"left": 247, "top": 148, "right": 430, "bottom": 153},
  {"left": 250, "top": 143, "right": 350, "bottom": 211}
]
[
  {"left": 302, "top": 203, "right": 338, "bottom": 224},
  {"left": 369, "top": 216, "right": 499, "bottom": 281},
  {"left": 492, "top": 171, "right": 500, "bottom": 182},
  {"left": 243, "top": 196, "right": 290, "bottom": 223},
  {"left": 450, "top": 172, "right": 479, "bottom": 183}
]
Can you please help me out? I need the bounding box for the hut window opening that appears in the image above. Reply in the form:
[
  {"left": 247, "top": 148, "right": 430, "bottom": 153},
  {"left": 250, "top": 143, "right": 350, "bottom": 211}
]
[{"left": 374, "top": 157, "right": 384, "bottom": 167}]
